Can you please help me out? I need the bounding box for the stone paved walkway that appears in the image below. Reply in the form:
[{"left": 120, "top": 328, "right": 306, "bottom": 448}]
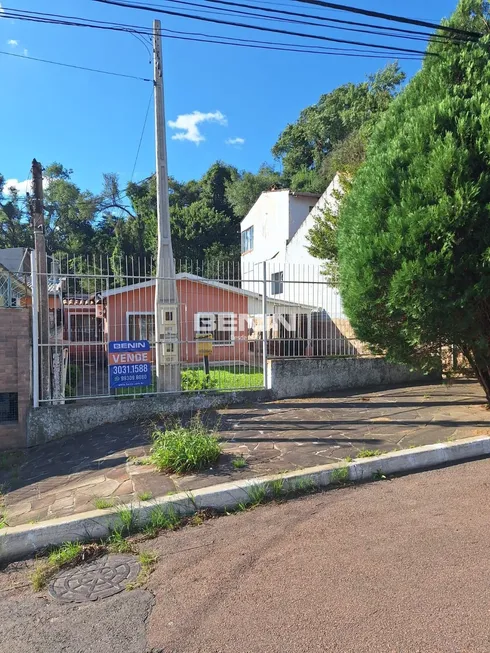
[{"left": 1, "top": 380, "right": 490, "bottom": 527}]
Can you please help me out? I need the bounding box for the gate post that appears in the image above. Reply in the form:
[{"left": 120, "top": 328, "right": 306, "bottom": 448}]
[
  {"left": 262, "top": 261, "right": 268, "bottom": 389},
  {"left": 30, "top": 250, "right": 39, "bottom": 408}
]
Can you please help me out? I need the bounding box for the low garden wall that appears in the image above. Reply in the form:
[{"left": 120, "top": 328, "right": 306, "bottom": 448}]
[{"left": 267, "top": 356, "right": 437, "bottom": 399}]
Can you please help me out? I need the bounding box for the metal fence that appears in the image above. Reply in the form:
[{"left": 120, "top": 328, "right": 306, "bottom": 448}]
[
  {"left": 31, "top": 256, "right": 366, "bottom": 404},
  {"left": 0, "top": 268, "right": 29, "bottom": 308}
]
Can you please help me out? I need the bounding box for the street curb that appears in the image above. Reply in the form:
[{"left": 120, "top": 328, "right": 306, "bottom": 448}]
[{"left": 2, "top": 435, "right": 490, "bottom": 563}]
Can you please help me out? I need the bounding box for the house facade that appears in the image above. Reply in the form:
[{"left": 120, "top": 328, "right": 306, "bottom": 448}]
[
  {"left": 101, "top": 272, "right": 316, "bottom": 367},
  {"left": 241, "top": 176, "right": 343, "bottom": 314},
  {"left": 240, "top": 177, "right": 361, "bottom": 355}
]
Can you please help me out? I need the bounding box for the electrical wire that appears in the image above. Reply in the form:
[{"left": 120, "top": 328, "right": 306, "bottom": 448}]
[
  {"left": 151, "top": 0, "right": 476, "bottom": 44},
  {"left": 0, "top": 9, "right": 426, "bottom": 59},
  {"left": 90, "top": 0, "right": 439, "bottom": 56},
  {"left": 131, "top": 89, "right": 154, "bottom": 181},
  {"left": 0, "top": 49, "right": 152, "bottom": 81},
  {"left": 293, "top": 0, "right": 482, "bottom": 38}
]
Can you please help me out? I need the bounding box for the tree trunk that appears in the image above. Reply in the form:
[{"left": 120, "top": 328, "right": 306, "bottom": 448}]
[{"left": 463, "top": 347, "right": 490, "bottom": 403}]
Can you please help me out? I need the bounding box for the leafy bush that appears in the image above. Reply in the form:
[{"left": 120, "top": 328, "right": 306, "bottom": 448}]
[
  {"left": 181, "top": 369, "right": 218, "bottom": 391},
  {"left": 150, "top": 416, "right": 221, "bottom": 474},
  {"left": 65, "top": 364, "right": 81, "bottom": 397}
]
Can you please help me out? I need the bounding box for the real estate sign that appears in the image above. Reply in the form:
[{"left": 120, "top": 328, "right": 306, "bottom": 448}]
[{"left": 108, "top": 340, "right": 152, "bottom": 389}]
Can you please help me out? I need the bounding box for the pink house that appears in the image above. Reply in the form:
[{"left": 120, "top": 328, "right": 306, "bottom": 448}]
[
  {"left": 102, "top": 273, "right": 257, "bottom": 365},
  {"left": 100, "top": 272, "right": 318, "bottom": 366}
]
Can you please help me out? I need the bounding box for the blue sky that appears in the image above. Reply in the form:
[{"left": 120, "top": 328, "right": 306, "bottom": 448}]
[{"left": 1, "top": 0, "right": 458, "bottom": 195}]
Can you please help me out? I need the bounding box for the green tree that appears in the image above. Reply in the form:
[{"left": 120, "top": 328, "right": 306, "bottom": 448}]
[
  {"left": 43, "top": 163, "right": 98, "bottom": 256},
  {"left": 225, "top": 164, "right": 283, "bottom": 219},
  {"left": 200, "top": 161, "right": 238, "bottom": 218},
  {"left": 0, "top": 176, "right": 31, "bottom": 249},
  {"left": 272, "top": 63, "right": 405, "bottom": 191},
  {"left": 337, "top": 0, "right": 490, "bottom": 399}
]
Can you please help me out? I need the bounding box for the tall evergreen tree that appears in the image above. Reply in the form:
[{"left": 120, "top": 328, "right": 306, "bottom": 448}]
[{"left": 337, "top": 0, "right": 490, "bottom": 399}]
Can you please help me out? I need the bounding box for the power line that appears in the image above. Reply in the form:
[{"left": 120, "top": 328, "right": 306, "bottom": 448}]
[
  {"left": 161, "top": 31, "right": 422, "bottom": 58},
  {"left": 293, "top": 0, "right": 482, "bottom": 38},
  {"left": 0, "top": 9, "right": 426, "bottom": 59},
  {"left": 0, "top": 49, "right": 152, "bottom": 81},
  {"left": 173, "top": 0, "right": 475, "bottom": 43},
  {"left": 131, "top": 88, "right": 154, "bottom": 181},
  {"left": 90, "top": 0, "right": 438, "bottom": 56},
  {"left": 110, "top": 0, "right": 464, "bottom": 44}
]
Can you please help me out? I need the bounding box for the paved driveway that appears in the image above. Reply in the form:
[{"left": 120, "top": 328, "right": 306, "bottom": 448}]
[{"left": 2, "top": 380, "right": 490, "bottom": 526}]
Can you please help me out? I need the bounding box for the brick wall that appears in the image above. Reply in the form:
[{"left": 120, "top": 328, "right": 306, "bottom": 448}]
[{"left": 0, "top": 308, "right": 31, "bottom": 450}]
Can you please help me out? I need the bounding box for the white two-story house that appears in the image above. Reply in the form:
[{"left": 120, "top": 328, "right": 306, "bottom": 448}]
[
  {"left": 240, "top": 175, "right": 343, "bottom": 317},
  {"left": 239, "top": 175, "right": 360, "bottom": 356}
]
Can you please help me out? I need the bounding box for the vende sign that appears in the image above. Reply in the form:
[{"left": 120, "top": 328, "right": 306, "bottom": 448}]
[
  {"left": 108, "top": 340, "right": 153, "bottom": 366},
  {"left": 108, "top": 340, "right": 153, "bottom": 389}
]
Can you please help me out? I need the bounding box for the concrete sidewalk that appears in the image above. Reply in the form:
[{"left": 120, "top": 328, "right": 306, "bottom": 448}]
[{"left": 1, "top": 380, "right": 489, "bottom": 527}]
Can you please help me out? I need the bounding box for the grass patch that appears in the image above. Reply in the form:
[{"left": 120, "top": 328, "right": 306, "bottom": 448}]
[
  {"left": 246, "top": 483, "right": 267, "bottom": 506},
  {"left": 127, "top": 552, "right": 158, "bottom": 590},
  {"left": 181, "top": 369, "right": 218, "bottom": 391},
  {"left": 93, "top": 497, "right": 116, "bottom": 510},
  {"left": 344, "top": 455, "right": 354, "bottom": 463},
  {"left": 107, "top": 506, "right": 139, "bottom": 552},
  {"left": 137, "top": 491, "right": 153, "bottom": 502},
  {"left": 183, "top": 366, "right": 263, "bottom": 390},
  {"left": 268, "top": 478, "right": 285, "bottom": 499},
  {"left": 31, "top": 542, "right": 104, "bottom": 591},
  {"left": 356, "top": 449, "right": 383, "bottom": 458},
  {"left": 143, "top": 505, "right": 180, "bottom": 537},
  {"left": 48, "top": 541, "right": 83, "bottom": 567},
  {"left": 0, "top": 487, "right": 7, "bottom": 529},
  {"left": 291, "top": 477, "right": 318, "bottom": 494},
  {"left": 232, "top": 456, "right": 247, "bottom": 470},
  {"left": 31, "top": 561, "right": 54, "bottom": 592},
  {"left": 150, "top": 415, "right": 221, "bottom": 474},
  {"left": 128, "top": 456, "right": 151, "bottom": 466},
  {"left": 372, "top": 470, "right": 387, "bottom": 481},
  {"left": 117, "top": 365, "right": 263, "bottom": 398},
  {"left": 331, "top": 466, "right": 349, "bottom": 484}
]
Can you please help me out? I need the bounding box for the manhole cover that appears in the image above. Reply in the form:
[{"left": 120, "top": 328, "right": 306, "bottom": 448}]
[{"left": 49, "top": 554, "right": 140, "bottom": 603}]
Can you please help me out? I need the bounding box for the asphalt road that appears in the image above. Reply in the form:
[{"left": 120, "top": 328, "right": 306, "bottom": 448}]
[{"left": 3, "top": 459, "right": 490, "bottom": 652}]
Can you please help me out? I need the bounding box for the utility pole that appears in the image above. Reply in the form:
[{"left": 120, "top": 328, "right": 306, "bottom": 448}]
[
  {"left": 153, "top": 20, "right": 181, "bottom": 392},
  {"left": 31, "top": 159, "right": 51, "bottom": 403}
]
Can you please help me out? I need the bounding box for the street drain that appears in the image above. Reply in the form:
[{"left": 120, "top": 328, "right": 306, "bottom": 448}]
[{"left": 49, "top": 554, "right": 140, "bottom": 603}]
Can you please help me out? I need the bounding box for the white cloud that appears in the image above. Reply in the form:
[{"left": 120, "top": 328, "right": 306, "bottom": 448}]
[
  {"left": 7, "top": 39, "right": 18, "bottom": 47},
  {"left": 226, "top": 137, "right": 245, "bottom": 146},
  {"left": 0, "top": 4, "right": 4, "bottom": 13},
  {"left": 23, "top": 48, "right": 28, "bottom": 56},
  {"left": 168, "top": 110, "right": 227, "bottom": 144},
  {"left": 4, "top": 179, "right": 31, "bottom": 195},
  {"left": 3, "top": 178, "right": 48, "bottom": 195}
]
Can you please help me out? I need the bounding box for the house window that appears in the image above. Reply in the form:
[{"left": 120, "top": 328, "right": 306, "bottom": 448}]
[
  {"left": 69, "top": 314, "right": 102, "bottom": 342},
  {"left": 0, "top": 392, "right": 18, "bottom": 423},
  {"left": 241, "top": 226, "right": 254, "bottom": 253},
  {"left": 128, "top": 313, "right": 155, "bottom": 343},
  {"left": 197, "top": 313, "right": 234, "bottom": 344},
  {"left": 271, "top": 271, "right": 284, "bottom": 296}
]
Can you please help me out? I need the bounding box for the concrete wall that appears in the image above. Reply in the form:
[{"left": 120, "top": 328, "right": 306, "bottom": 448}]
[
  {"left": 0, "top": 308, "right": 31, "bottom": 450},
  {"left": 267, "top": 356, "right": 437, "bottom": 399}
]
